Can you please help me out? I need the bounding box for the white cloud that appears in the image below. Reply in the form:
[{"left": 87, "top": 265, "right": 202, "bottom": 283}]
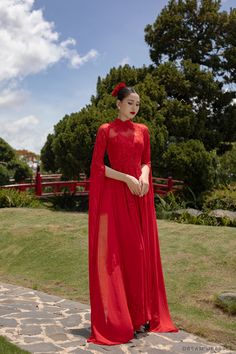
[
  {"left": 0, "top": 0, "right": 99, "bottom": 82},
  {"left": 0, "top": 0, "right": 99, "bottom": 153},
  {"left": 0, "top": 88, "right": 28, "bottom": 108},
  {"left": 1, "top": 115, "right": 39, "bottom": 134},
  {"left": 118, "top": 57, "right": 130, "bottom": 66},
  {"left": 70, "top": 49, "right": 99, "bottom": 68},
  {"left": 0, "top": 115, "right": 43, "bottom": 152}
]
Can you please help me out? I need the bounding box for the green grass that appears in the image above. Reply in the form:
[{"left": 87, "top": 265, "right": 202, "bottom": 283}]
[
  {"left": 0, "top": 336, "right": 30, "bottom": 353},
  {"left": 0, "top": 208, "right": 235, "bottom": 351}
]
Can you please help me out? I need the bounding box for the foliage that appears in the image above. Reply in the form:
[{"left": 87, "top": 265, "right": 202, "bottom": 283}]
[
  {"left": 144, "top": 0, "right": 236, "bottom": 145},
  {"left": 52, "top": 112, "right": 95, "bottom": 178},
  {"left": 0, "top": 165, "right": 11, "bottom": 186},
  {"left": 144, "top": 0, "right": 236, "bottom": 84},
  {"left": 7, "top": 159, "right": 33, "bottom": 182},
  {"left": 0, "top": 137, "right": 32, "bottom": 184},
  {"left": 218, "top": 143, "right": 236, "bottom": 184},
  {"left": 153, "top": 188, "right": 236, "bottom": 227},
  {"left": 0, "top": 189, "right": 42, "bottom": 208},
  {"left": 41, "top": 1, "right": 236, "bottom": 198},
  {"left": 154, "top": 192, "right": 186, "bottom": 219},
  {"left": 200, "top": 183, "right": 236, "bottom": 211},
  {"left": 40, "top": 133, "right": 58, "bottom": 173},
  {"left": 173, "top": 210, "right": 236, "bottom": 227},
  {"left": 162, "top": 139, "right": 219, "bottom": 194},
  {"left": 0, "top": 137, "right": 16, "bottom": 163},
  {"left": 49, "top": 193, "right": 88, "bottom": 212},
  {"left": 41, "top": 65, "right": 169, "bottom": 178}
]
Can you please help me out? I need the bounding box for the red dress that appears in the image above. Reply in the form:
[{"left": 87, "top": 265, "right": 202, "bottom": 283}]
[{"left": 88, "top": 117, "right": 178, "bottom": 345}]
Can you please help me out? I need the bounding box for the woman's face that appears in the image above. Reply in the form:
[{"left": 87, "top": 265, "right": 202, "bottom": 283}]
[{"left": 117, "top": 92, "right": 140, "bottom": 119}]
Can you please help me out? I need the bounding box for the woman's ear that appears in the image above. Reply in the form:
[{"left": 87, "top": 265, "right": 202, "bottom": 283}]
[{"left": 116, "top": 100, "right": 121, "bottom": 110}]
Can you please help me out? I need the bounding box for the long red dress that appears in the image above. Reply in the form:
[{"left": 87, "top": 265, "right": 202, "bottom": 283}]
[{"left": 88, "top": 117, "right": 178, "bottom": 345}]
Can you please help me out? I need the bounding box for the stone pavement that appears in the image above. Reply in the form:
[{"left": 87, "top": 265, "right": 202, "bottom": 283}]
[{"left": 0, "top": 282, "right": 235, "bottom": 354}]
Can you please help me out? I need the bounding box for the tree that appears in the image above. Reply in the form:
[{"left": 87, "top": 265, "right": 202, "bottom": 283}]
[
  {"left": 162, "top": 139, "right": 218, "bottom": 194},
  {"left": 40, "top": 133, "right": 58, "bottom": 173},
  {"left": 42, "top": 56, "right": 236, "bottom": 197},
  {"left": 0, "top": 138, "right": 16, "bottom": 163},
  {"left": 41, "top": 65, "right": 169, "bottom": 177},
  {"left": 7, "top": 160, "right": 32, "bottom": 182},
  {"left": 218, "top": 143, "right": 236, "bottom": 183},
  {"left": 144, "top": 0, "right": 236, "bottom": 84},
  {"left": 0, "top": 165, "right": 10, "bottom": 186},
  {"left": 144, "top": 0, "right": 236, "bottom": 144},
  {"left": 0, "top": 137, "right": 33, "bottom": 183}
]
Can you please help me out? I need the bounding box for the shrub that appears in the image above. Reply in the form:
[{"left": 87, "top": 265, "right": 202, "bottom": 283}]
[
  {"left": 162, "top": 139, "right": 219, "bottom": 196},
  {"left": 218, "top": 143, "right": 236, "bottom": 184},
  {"left": 154, "top": 192, "right": 186, "bottom": 219},
  {"left": 172, "top": 211, "right": 236, "bottom": 227},
  {"left": 0, "top": 189, "right": 42, "bottom": 208},
  {"left": 7, "top": 159, "right": 33, "bottom": 182},
  {"left": 49, "top": 193, "right": 88, "bottom": 212},
  {"left": 0, "top": 165, "right": 10, "bottom": 186},
  {"left": 200, "top": 183, "right": 236, "bottom": 211}
]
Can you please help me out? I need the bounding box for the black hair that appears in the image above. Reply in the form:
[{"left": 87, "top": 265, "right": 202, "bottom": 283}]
[{"left": 117, "top": 86, "right": 138, "bottom": 101}]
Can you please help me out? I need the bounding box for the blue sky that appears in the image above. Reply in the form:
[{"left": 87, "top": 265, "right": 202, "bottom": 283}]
[{"left": 0, "top": 0, "right": 234, "bottom": 154}]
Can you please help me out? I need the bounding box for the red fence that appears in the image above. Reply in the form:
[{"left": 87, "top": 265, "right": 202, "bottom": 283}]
[{"left": 0, "top": 171, "right": 184, "bottom": 198}]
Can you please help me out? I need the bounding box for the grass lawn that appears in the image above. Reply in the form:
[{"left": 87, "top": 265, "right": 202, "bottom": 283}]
[
  {"left": 0, "top": 207, "right": 235, "bottom": 351},
  {"left": 0, "top": 335, "right": 29, "bottom": 353}
]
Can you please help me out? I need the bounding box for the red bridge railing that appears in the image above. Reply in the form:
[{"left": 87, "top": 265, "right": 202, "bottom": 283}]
[{"left": 0, "top": 170, "right": 184, "bottom": 198}]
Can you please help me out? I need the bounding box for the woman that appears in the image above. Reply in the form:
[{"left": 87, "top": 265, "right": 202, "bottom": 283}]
[{"left": 88, "top": 82, "right": 178, "bottom": 345}]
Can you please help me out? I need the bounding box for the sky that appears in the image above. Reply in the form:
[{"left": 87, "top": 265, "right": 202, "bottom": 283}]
[{"left": 0, "top": 0, "right": 235, "bottom": 155}]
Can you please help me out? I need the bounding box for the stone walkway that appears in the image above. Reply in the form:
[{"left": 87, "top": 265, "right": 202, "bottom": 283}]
[{"left": 0, "top": 282, "right": 235, "bottom": 354}]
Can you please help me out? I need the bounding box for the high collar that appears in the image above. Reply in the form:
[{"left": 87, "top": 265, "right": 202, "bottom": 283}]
[{"left": 113, "top": 117, "right": 133, "bottom": 127}]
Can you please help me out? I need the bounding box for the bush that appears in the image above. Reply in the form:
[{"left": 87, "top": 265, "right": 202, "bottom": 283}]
[
  {"left": 154, "top": 192, "right": 186, "bottom": 219},
  {"left": 200, "top": 183, "right": 236, "bottom": 211},
  {"left": 49, "top": 193, "right": 88, "bottom": 212},
  {"left": 0, "top": 165, "right": 10, "bottom": 185},
  {"left": 162, "top": 139, "right": 219, "bottom": 196},
  {"left": 0, "top": 189, "right": 42, "bottom": 208},
  {"left": 0, "top": 138, "right": 16, "bottom": 163},
  {"left": 172, "top": 211, "right": 236, "bottom": 227},
  {"left": 7, "top": 159, "right": 33, "bottom": 182},
  {"left": 218, "top": 143, "right": 236, "bottom": 184}
]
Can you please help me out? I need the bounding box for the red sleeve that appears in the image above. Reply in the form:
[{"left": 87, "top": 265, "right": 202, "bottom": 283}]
[
  {"left": 141, "top": 126, "right": 151, "bottom": 170},
  {"left": 88, "top": 124, "right": 108, "bottom": 264},
  {"left": 90, "top": 125, "right": 107, "bottom": 180}
]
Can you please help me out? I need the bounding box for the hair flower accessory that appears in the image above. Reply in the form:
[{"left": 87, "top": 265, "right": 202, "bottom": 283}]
[{"left": 111, "top": 82, "right": 126, "bottom": 97}]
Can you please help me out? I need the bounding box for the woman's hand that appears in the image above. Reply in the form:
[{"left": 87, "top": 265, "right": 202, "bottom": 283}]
[
  {"left": 125, "top": 175, "right": 142, "bottom": 196},
  {"left": 138, "top": 172, "right": 149, "bottom": 197}
]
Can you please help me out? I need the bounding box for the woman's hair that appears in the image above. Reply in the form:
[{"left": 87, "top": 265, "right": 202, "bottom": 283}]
[
  {"left": 112, "top": 82, "right": 138, "bottom": 101},
  {"left": 117, "top": 86, "right": 137, "bottom": 101}
]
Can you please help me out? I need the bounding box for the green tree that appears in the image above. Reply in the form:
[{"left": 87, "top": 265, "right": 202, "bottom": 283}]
[
  {"left": 144, "top": 0, "right": 236, "bottom": 144},
  {"left": 0, "top": 165, "right": 10, "bottom": 186},
  {"left": 41, "top": 133, "right": 57, "bottom": 173},
  {"left": 144, "top": 0, "right": 236, "bottom": 84},
  {"left": 219, "top": 143, "right": 236, "bottom": 183},
  {"left": 7, "top": 160, "right": 32, "bottom": 182},
  {"left": 0, "top": 138, "right": 16, "bottom": 163},
  {"left": 41, "top": 65, "right": 169, "bottom": 178},
  {"left": 0, "top": 137, "right": 32, "bottom": 183},
  {"left": 162, "top": 139, "right": 218, "bottom": 194}
]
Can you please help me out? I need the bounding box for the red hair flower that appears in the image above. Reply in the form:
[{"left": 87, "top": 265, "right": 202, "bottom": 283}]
[{"left": 111, "top": 82, "right": 126, "bottom": 97}]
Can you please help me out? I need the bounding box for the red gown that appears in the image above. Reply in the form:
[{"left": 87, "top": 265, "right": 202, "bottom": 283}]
[{"left": 88, "top": 117, "right": 178, "bottom": 345}]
